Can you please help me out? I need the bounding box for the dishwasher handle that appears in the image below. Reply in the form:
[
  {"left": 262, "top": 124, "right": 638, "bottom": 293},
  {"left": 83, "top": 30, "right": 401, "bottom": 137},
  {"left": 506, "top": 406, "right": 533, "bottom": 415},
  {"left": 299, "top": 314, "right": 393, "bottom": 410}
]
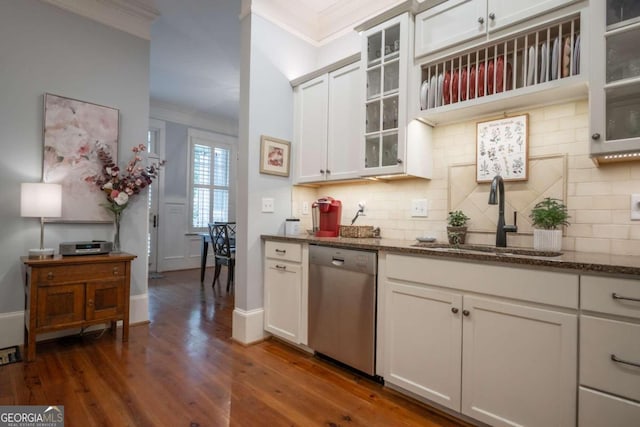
[{"left": 331, "top": 257, "right": 345, "bottom": 267}]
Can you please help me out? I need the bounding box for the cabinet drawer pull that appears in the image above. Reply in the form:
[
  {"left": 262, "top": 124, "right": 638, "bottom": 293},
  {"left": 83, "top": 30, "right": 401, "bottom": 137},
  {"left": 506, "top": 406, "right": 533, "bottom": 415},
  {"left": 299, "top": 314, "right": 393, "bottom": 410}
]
[
  {"left": 612, "top": 292, "right": 640, "bottom": 303},
  {"left": 113, "top": 267, "right": 119, "bottom": 275},
  {"left": 462, "top": 310, "right": 470, "bottom": 317},
  {"left": 47, "top": 272, "right": 54, "bottom": 280},
  {"left": 451, "top": 307, "right": 459, "bottom": 314},
  {"left": 275, "top": 249, "right": 286, "bottom": 254},
  {"left": 88, "top": 299, "right": 94, "bottom": 308},
  {"left": 591, "top": 133, "right": 601, "bottom": 140},
  {"left": 477, "top": 17, "right": 484, "bottom": 24},
  {"left": 488, "top": 12, "right": 495, "bottom": 20},
  {"left": 611, "top": 354, "right": 640, "bottom": 368},
  {"left": 275, "top": 265, "right": 287, "bottom": 270}
]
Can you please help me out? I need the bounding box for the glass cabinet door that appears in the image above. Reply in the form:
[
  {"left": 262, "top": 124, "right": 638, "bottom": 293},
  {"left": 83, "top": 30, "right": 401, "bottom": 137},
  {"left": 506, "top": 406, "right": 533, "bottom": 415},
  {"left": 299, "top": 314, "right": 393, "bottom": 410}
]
[
  {"left": 605, "top": 1, "right": 640, "bottom": 142},
  {"left": 364, "top": 21, "right": 402, "bottom": 170}
]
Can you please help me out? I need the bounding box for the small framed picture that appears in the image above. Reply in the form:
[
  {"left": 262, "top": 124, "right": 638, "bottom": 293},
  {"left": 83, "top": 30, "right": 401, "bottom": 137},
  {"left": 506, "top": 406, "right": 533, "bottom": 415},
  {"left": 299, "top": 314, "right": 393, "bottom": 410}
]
[
  {"left": 476, "top": 114, "right": 529, "bottom": 183},
  {"left": 259, "top": 135, "right": 291, "bottom": 177}
]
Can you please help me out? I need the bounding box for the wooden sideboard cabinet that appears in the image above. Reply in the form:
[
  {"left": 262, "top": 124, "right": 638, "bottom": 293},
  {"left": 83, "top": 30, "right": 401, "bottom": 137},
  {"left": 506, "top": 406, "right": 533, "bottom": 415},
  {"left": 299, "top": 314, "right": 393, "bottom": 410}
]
[{"left": 22, "top": 253, "right": 136, "bottom": 361}]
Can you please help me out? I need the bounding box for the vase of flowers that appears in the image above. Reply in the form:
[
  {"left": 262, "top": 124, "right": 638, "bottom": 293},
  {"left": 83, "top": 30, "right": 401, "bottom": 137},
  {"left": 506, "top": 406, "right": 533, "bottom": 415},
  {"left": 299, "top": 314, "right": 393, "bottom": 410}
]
[{"left": 87, "top": 143, "right": 164, "bottom": 252}]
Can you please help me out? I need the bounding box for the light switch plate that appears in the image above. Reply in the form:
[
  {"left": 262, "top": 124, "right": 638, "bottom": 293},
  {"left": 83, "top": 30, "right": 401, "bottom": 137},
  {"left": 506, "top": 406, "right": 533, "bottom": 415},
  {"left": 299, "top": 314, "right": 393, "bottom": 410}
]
[
  {"left": 302, "top": 201, "right": 309, "bottom": 215},
  {"left": 631, "top": 194, "right": 640, "bottom": 220},
  {"left": 262, "top": 197, "right": 275, "bottom": 213},
  {"left": 411, "top": 199, "right": 428, "bottom": 217}
]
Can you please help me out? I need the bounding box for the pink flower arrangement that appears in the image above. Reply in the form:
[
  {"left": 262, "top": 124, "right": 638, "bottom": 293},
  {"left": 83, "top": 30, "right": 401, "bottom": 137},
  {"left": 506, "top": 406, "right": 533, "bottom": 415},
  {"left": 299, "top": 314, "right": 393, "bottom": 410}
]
[{"left": 86, "top": 143, "right": 164, "bottom": 214}]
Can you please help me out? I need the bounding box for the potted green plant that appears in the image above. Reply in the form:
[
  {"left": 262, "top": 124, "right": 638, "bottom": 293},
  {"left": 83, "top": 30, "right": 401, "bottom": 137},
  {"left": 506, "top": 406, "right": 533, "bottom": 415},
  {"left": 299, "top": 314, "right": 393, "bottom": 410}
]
[
  {"left": 447, "top": 210, "right": 470, "bottom": 245},
  {"left": 529, "top": 197, "right": 570, "bottom": 252}
]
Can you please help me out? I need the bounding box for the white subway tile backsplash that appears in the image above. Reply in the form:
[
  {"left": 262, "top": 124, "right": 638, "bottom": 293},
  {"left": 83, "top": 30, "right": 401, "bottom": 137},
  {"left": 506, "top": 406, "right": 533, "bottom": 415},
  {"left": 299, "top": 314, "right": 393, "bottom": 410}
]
[{"left": 292, "top": 100, "right": 640, "bottom": 256}]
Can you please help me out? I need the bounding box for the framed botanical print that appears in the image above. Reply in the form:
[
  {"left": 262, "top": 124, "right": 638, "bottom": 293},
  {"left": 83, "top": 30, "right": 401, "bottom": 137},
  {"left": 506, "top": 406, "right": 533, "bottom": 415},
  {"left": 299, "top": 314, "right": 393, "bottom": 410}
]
[{"left": 476, "top": 114, "right": 528, "bottom": 183}]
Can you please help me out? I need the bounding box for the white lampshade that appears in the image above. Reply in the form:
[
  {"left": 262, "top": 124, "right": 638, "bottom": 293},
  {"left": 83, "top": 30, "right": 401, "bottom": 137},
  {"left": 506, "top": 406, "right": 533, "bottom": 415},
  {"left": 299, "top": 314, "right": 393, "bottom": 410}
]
[
  {"left": 20, "top": 183, "right": 62, "bottom": 218},
  {"left": 21, "top": 183, "right": 62, "bottom": 258}
]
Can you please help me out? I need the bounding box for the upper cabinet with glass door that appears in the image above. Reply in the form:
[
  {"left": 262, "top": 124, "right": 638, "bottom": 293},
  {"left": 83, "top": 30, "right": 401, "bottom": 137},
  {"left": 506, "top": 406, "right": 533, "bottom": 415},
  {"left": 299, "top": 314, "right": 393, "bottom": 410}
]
[
  {"left": 363, "top": 13, "right": 432, "bottom": 178},
  {"left": 590, "top": 0, "right": 640, "bottom": 164}
]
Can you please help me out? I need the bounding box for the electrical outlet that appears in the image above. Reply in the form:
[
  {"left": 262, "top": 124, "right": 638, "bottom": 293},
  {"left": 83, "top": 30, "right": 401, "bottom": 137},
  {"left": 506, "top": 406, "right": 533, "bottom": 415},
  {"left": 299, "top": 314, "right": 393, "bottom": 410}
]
[
  {"left": 411, "top": 199, "right": 428, "bottom": 217},
  {"left": 302, "top": 201, "right": 309, "bottom": 215},
  {"left": 262, "top": 197, "right": 275, "bottom": 213},
  {"left": 632, "top": 194, "right": 640, "bottom": 220}
]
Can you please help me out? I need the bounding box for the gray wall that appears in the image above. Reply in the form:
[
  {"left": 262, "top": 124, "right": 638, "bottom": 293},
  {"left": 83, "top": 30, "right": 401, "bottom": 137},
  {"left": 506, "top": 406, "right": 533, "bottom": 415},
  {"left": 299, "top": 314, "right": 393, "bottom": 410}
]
[{"left": 0, "top": 1, "right": 151, "bottom": 321}]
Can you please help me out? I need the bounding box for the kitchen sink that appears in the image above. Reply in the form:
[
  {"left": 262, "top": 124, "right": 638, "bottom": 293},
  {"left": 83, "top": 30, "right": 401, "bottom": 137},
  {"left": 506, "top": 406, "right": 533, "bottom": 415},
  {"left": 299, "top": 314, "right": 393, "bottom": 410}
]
[{"left": 410, "top": 243, "right": 562, "bottom": 258}]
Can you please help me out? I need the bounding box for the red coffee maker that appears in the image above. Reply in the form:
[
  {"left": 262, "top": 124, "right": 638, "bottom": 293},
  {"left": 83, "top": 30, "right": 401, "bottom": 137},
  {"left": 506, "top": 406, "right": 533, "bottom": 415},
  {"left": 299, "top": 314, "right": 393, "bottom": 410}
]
[{"left": 312, "top": 197, "right": 342, "bottom": 237}]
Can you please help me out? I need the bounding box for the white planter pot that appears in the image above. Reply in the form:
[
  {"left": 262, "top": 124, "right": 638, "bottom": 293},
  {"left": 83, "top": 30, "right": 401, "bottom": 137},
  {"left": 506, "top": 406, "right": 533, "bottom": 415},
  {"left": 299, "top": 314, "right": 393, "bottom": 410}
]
[{"left": 533, "top": 229, "right": 563, "bottom": 252}]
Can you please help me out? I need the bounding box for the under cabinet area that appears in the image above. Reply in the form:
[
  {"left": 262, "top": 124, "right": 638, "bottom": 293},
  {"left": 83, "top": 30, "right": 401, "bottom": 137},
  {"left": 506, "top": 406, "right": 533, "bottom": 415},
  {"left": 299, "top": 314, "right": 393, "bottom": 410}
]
[
  {"left": 379, "top": 253, "right": 578, "bottom": 427},
  {"left": 23, "top": 253, "right": 135, "bottom": 361},
  {"left": 578, "top": 275, "right": 640, "bottom": 426},
  {"left": 263, "top": 240, "right": 308, "bottom": 345},
  {"left": 293, "top": 61, "right": 363, "bottom": 184}
]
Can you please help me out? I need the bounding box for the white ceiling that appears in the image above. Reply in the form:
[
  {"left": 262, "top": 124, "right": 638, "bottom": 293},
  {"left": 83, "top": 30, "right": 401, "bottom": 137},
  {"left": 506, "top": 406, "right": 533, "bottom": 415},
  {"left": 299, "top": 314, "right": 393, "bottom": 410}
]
[{"left": 149, "top": 0, "right": 405, "bottom": 126}]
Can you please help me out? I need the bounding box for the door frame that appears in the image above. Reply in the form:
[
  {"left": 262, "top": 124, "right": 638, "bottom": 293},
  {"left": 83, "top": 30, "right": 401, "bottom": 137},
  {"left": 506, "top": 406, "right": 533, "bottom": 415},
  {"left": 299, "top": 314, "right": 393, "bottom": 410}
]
[{"left": 148, "top": 118, "right": 166, "bottom": 273}]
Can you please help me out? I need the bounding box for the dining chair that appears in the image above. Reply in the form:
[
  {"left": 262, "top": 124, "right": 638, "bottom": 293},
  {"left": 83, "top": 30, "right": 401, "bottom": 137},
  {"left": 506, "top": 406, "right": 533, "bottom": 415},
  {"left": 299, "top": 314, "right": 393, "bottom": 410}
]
[{"left": 208, "top": 222, "right": 235, "bottom": 292}]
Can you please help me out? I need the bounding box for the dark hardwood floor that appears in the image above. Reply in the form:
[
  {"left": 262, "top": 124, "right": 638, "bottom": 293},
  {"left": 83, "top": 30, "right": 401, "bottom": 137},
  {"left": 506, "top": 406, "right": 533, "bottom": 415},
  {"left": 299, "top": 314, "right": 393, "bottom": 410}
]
[{"left": 1, "top": 268, "right": 468, "bottom": 427}]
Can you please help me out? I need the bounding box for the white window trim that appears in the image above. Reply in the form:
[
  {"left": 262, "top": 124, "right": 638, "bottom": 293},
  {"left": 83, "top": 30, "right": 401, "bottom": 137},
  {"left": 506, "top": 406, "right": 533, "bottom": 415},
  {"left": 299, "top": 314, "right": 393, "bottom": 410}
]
[{"left": 186, "top": 128, "right": 237, "bottom": 233}]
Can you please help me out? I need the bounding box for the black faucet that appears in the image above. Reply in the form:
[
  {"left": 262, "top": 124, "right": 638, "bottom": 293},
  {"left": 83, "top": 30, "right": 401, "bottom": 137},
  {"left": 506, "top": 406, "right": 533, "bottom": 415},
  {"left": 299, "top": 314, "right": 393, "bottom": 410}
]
[{"left": 488, "top": 175, "right": 518, "bottom": 247}]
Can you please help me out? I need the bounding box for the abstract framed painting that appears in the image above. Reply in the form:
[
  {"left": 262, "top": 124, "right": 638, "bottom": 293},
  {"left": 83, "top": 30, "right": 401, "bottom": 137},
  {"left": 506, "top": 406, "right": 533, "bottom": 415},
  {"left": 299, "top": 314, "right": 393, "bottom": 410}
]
[{"left": 42, "top": 93, "right": 119, "bottom": 222}]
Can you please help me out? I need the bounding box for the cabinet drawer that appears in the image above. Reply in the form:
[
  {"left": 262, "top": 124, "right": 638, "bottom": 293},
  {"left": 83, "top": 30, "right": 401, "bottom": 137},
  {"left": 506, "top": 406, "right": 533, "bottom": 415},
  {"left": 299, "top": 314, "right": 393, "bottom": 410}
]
[
  {"left": 265, "top": 241, "right": 302, "bottom": 263},
  {"left": 581, "top": 275, "right": 640, "bottom": 319},
  {"left": 265, "top": 259, "right": 302, "bottom": 275},
  {"left": 580, "top": 315, "right": 640, "bottom": 402},
  {"left": 35, "top": 262, "right": 126, "bottom": 284},
  {"left": 579, "top": 387, "right": 640, "bottom": 427}
]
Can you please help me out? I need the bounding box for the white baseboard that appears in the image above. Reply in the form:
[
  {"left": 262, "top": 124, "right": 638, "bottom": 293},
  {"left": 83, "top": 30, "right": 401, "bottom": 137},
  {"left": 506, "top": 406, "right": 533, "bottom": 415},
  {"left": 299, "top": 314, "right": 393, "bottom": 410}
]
[
  {"left": 129, "top": 293, "right": 149, "bottom": 324},
  {"left": 232, "top": 307, "right": 267, "bottom": 344},
  {"left": 0, "top": 294, "right": 150, "bottom": 348},
  {"left": 0, "top": 311, "right": 24, "bottom": 349}
]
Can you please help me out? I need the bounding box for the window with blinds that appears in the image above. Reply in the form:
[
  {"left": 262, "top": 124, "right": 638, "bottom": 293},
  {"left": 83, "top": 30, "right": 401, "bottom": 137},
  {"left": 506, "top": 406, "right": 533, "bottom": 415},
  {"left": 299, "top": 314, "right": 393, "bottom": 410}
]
[{"left": 190, "top": 142, "right": 230, "bottom": 230}]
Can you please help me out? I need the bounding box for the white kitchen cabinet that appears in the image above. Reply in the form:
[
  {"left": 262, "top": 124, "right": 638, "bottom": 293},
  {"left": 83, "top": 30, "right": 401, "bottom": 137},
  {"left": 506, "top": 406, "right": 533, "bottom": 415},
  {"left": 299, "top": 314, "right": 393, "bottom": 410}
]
[
  {"left": 589, "top": 0, "right": 640, "bottom": 163},
  {"left": 294, "top": 61, "right": 363, "bottom": 184},
  {"left": 461, "top": 295, "right": 577, "bottom": 427},
  {"left": 380, "top": 253, "right": 578, "bottom": 426},
  {"left": 415, "top": 0, "right": 579, "bottom": 58},
  {"left": 362, "top": 13, "right": 432, "bottom": 179},
  {"left": 263, "top": 240, "right": 308, "bottom": 345},
  {"left": 385, "top": 282, "right": 462, "bottom": 410},
  {"left": 294, "top": 75, "right": 327, "bottom": 183},
  {"left": 578, "top": 275, "right": 640, "bottom": 426}
]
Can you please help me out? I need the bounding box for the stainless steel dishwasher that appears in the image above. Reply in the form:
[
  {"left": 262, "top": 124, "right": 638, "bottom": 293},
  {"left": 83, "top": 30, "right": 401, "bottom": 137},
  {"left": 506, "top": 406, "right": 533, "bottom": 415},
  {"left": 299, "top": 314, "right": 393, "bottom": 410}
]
[{"left": 308, "top": 244, "right": 377, "bottom": 375}]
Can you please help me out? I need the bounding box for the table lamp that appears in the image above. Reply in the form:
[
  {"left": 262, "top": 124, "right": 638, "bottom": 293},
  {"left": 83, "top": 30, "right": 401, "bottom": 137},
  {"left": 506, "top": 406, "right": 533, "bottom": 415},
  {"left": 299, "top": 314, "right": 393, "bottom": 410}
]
[{"left": 20, "top": 183, "right": 62, "bottom": 258}]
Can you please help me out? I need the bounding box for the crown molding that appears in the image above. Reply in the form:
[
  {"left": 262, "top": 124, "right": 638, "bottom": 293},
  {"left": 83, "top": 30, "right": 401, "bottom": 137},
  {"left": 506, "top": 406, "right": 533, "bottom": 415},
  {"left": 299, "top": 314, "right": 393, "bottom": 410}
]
[
  {"left": 247, "top": 0, "right": 405, "bottom": 45},
  {"left": 41, "top": 0, "right": 160, "bottom": 40}
]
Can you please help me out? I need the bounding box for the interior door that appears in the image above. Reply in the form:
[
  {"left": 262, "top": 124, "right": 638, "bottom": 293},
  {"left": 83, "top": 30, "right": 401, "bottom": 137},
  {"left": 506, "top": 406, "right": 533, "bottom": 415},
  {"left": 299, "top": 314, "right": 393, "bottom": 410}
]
[{"left": 148, "top": 119, "right": 165, "bottom": 273}]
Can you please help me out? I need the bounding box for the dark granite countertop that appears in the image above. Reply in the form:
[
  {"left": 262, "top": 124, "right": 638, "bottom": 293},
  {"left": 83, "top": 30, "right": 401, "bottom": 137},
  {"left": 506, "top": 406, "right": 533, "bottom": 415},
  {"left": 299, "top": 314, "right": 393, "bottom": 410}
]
[{"left": 262, "top": 234, "right": 640, "bottom": 278}]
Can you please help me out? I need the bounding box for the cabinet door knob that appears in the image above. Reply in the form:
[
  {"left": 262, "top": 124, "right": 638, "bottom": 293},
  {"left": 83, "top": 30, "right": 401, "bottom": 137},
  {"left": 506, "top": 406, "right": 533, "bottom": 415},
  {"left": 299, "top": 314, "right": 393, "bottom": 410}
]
[
  {"left": 88, "top": 299, "right": 94, "bottom": 307},
  {"left": 397, "top": 158, "right": 403, "bottom": 164},
  {"left": 112, "top": 267, "right": 119, "bottom": 275},
  {"left": 320, "top": 169, "right": 325, "bottom": 174},
  {"left": 489, "top": 12, "right": 495, "bottom": 20},
  {"left": 451, "top": 307, "right": 459, "bottom": 314},
  {"left": 462, "top": 310, "right": 470, "bottom": 317},
  {"left": 591, "top": 133, "right": 601, "bottom": 140},
  {"left": 326, "top": 169, "right": 331, "bottom": 174},
  {"left": 478, "top": 17, "right": 484, "bottom": 24},
  {"left": 47, "top": 272, "right": 54, "bottom": 280}
]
